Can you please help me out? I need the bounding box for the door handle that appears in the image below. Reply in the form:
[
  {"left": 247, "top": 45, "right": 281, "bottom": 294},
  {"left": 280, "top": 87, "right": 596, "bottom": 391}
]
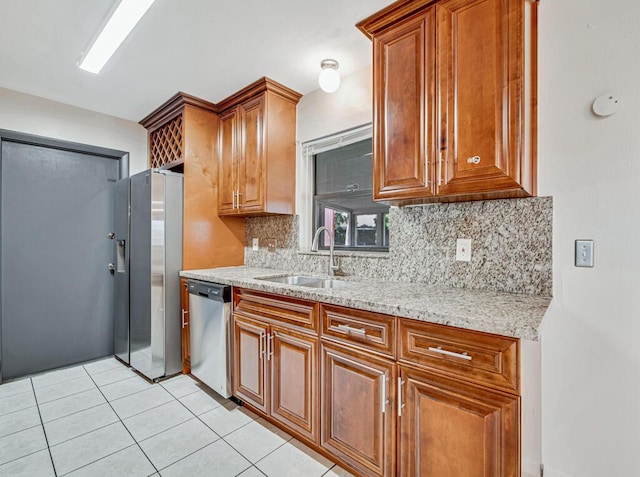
[
  {"left": 380, "top": 374, "right": 387, "bottom": 414},
  {"left": 181, "top": 309, "right": 189, "bottom": 328},
  {"left": 336, "top": 324, "right": 367, "bottom": 337},
  {"left": 259, "top": 331, "right": 265, "bottom": 358},
  {"left": 107, "top": 232, "right": 115, "bottom": 239},
  {"left": 428, "top": 346, "right": 472, "bottom": 361},
  {"left": 267, "top": 333, "right": 274, "bottom": 361},
  {"left": 398, "top": 377, "right": 405, "bottom": 417},
  {"left": 107, "top": 263, "right": 115, "bottom": 274}
]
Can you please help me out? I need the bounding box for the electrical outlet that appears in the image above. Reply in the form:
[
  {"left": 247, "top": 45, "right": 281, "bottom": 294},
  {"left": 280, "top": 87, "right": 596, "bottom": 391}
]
[
  {"left": 267, "top": 239, "right": 276, "bottom": 253},
  {"left": 456, "top": 238, "right": 472, "bottom": 262},
  {"left": 252, "top": 238, "right": 259, "bottom": 251},
  {"left": 575, "top": 240, "right": 594, "bottom": 267}
]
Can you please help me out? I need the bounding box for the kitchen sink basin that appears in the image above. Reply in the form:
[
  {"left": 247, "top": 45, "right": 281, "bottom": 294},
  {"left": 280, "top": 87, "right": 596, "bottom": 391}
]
[{"left": 256, "top": 275, "right": 352, "bottom": 289}]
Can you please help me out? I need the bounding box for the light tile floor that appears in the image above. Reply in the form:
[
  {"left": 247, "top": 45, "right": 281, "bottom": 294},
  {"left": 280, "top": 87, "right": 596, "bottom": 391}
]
[{"left": 0, "top": 358, "right": 354, "bottom": 477}]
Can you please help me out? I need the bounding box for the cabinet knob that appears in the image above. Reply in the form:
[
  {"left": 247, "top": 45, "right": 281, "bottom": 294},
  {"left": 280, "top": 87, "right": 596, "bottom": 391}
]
[{"left": 467, "top": 155, "right": 481, "bottom": 165}]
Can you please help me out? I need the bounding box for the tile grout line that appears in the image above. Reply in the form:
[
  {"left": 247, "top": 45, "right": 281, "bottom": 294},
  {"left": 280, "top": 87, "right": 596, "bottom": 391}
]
[
  {"left": 40, "top": 399, "right": 105, "bottom": 426},
  {"left": 321, "top": 463, "right": 339, "bottom": 476},
  {"left": 86, "top": 369, "right": 161, "bottom": 476},
  {"left": 0, "top": 400, "right": 38, "bottom": 418},
  {"left": 0, "top": 421, "right": 42, "bottom": 440},
  {"left": 43, "top": 409, "right": 120, "bottom": 448},
  {"left": 3, "top": 367, "right": 334, "bottom": 476},
  {"left": 159, "top": 378, "right": 293, "bottom": 472},
  {"left": 162, "top": 378, "right": 296, "bottom": 473},
  {"left": 220, "top": 423, "right": 293, "bottom": 471},
  {"left": 154, "top": 437, "right": 222, "bottom": 473},
  {"left": 30, "top": 372, "right": 91, "bottom": 395},
  {"left": 152, "top": 381, "right": 234, "bottom": 472},
  {"left": 30, "top": 378, "right": 59, "bottom": 477},
  {"left": 55, "top": 442, "right": 141, "bottom": 477},
  {"left": 34, "top": 381, "right": 98, "bottom": 407}
]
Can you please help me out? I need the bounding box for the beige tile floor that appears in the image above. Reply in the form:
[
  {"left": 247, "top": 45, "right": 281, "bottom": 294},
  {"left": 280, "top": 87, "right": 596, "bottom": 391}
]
[{"left": 0, "top": 358, "right": 354, "bottom": 477}]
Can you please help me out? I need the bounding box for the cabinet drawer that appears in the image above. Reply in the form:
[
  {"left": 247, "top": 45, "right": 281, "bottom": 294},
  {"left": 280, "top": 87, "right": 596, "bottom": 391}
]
[
  {"left": 320, "top": 304, "right": 396, "bottom": 358},
  {"left": 233, "top": 288, "right": 318, "bottom": 333},
  {"left": 399, "top": 318, "right": 519, "bottom": 393}
]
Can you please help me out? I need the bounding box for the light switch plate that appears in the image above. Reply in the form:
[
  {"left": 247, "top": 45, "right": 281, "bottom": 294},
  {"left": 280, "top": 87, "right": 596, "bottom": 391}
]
[
  {"left": 267, "top": 239, "right": 276, "bottom": 253},
  {"left": 456, "top": 238, "right": 472, "bottom": 262},
  {"left": 575, "top": 240, "right": 594, "bottom": 267},
  {"left": 252, "top": 238, "right": 259, "bottom": 251}
]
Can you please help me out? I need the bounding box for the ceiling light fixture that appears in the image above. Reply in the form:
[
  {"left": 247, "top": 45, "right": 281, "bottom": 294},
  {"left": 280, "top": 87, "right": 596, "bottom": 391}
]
[
  {"left": 318, "top": 59, "right": 340, "bottom": 93},
  {"left": 78, "top": 0, "right": 156, "bottom": 74}
]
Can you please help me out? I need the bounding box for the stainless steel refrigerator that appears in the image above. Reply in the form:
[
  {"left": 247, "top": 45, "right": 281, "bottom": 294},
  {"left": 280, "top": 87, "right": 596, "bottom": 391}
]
[
  {"left": 125, "top": 169, "right": 183, "bottom": 380},
  {"left": 113, "top": 177, "right": 130, "bottom": 365}
]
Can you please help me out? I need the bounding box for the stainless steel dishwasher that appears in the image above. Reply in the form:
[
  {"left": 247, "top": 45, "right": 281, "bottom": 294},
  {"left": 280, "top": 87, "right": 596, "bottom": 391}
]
[{"left": 188, "top": 280, "right": 232, "bottom": 398}]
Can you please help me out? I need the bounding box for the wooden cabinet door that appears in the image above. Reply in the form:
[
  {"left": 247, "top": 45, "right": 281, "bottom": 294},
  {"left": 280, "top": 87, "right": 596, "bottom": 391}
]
[
  {"left": 321, "top": 342, "right": 396, "bottom": 477},
  {"left": 218, "top": 107, "right": 239, "bottom": 215},
  {"left": 180, "top": 278, "right": 190, "bottom": 374},
  {"left": 232, "top": 314, "right": 269, "bottom": 413},
  {"left": 372, "top": 8, "right": 436, "bottom": 203},
  {"left": 238, "top": 95, "right": 265, "bottom": 213},
  {"left": 436, "top": 0, "right": 533, "bottom": 197},
  {"left": 398, "top": 365, "right": 519, "bottom": 477},
  {"left": 270, "top": 325, "right": 318, "bottom": 444}
]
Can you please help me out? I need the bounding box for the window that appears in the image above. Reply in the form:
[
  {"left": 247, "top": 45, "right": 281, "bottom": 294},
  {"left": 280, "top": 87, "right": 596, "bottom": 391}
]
[{"left": 313, "top": 138, "right": 389, "bottom": 251}]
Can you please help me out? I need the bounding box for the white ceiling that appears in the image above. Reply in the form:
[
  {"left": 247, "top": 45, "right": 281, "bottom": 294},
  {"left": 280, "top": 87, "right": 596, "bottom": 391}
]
[{"left": 0, "top": 0, "right": 389, "bottom": 122}]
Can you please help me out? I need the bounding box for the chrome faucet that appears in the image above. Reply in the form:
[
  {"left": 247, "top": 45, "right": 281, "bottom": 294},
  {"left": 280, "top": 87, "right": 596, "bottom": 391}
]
[{"left": 310, "top": 226, "right": 339, "bottom": 276}]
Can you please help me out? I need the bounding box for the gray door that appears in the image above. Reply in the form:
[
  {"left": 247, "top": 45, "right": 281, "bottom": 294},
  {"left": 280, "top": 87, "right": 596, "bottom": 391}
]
[{"left": 1, "top": 140, "right": 119, "bottom": 380}]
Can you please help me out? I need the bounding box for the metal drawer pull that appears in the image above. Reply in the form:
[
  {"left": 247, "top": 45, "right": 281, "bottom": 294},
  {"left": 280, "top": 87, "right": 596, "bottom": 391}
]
[
  {"left": 398, "top": 377, "right": 405, "bottom": 417},
  {"left": 259, "top": 331, "right": 265, "bottom": 357},
  {"left": 467, "top": 155, "right": 481, "bottom": 164},
  {"left": 428, "top": 346, "right": 473, "bottom": 361},
  {"left": 380, "top": 375, "right": 387, "bottom": 414},
  {"left": 267, "top": 333, "right": 274, "bottom": 360},
  {"left": 336, "top": 324, "right": 367, "bottom": 336}
]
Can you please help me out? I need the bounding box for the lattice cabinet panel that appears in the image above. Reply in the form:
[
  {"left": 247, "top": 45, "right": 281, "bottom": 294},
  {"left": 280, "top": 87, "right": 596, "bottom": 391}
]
[{"left": 149, "top": 114, "right": 183, "bottom": 168}]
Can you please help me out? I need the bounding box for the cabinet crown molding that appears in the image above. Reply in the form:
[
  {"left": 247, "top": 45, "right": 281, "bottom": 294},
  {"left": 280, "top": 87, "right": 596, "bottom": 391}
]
[
  {"left": 139, "top": 92, "right": 217, "bottom": 132},
  {"left": 140, "top": 78, "right": 302, "bottom": 132},
  {"left": 357, "top": 0, "right": 437, "bottom": 38},
  {"left": 215, "top": 77, "right": 302, "bottom": 113}
]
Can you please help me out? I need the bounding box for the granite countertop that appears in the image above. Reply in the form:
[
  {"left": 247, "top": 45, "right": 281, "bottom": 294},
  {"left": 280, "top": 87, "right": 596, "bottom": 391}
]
[{"left": 180, "top": 266, "right": 551, "bottom": 341}]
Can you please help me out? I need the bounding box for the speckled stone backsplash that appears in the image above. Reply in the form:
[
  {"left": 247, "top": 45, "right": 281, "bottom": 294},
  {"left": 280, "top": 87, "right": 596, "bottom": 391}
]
[{"left": 245, "top": 197, "right": 552, "bottom": 296}]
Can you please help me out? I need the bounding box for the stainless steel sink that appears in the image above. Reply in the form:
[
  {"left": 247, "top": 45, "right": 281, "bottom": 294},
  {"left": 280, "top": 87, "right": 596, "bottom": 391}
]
[
  {"left": 256, "top": 275, "right": 351, "bottom": 289},
  {"left": 318, "top": 278, "right": 352, "bottom": 289}
]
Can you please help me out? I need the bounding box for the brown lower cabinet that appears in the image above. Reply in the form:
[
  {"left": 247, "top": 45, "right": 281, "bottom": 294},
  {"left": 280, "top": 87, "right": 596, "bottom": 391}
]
[
  {"left": 321, "top": 342, "right": 396, "bottom": 477},
  {"left": 230, "top": 290, "right": 525, "bottom": 477},
  {"left": 180, "top": 278, "right": 190, "bottom": 374},
  {"left": 398, "top": 364, "right": 520, "bottom": 476},
  {"left": 232, "top": 313, "right": 319, "bottom": 443}
]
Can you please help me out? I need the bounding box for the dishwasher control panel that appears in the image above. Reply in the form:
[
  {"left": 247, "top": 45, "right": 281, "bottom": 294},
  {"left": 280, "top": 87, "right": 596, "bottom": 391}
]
[{"left": 187, "top": 280, "right": 231, "bottom": 302}]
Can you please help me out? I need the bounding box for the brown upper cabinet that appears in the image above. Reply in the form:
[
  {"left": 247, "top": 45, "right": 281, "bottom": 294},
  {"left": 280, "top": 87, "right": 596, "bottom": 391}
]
[
  {"left": 216, "top": 78, "right": 301, "bottom": 216},
  {"left": 358, "top": 0, "right": 538, "bottom": 205},
  {"left": 140, "top": 93, "right": 245, "bottom": 270}
]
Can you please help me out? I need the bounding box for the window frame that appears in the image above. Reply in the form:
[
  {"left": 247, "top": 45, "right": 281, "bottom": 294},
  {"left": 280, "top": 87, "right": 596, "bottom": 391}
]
[
  {"left": 310, "top": 132, "right": 389, "bottom": 252},
  {"left": 298, "top": 124, "right": 392, "bottom": 253}
]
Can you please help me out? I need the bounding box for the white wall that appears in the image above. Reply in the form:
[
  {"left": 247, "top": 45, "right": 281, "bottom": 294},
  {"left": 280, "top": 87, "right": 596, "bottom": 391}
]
[
  {"left": 0, "top": 88, "right": 148, "bottom": 174},
  {"left": 297, "top": 2, "right": 640, "bottom": 475},
  {"left": 297, "top": 66, "right": 372, "bottom": 143},
  {"left": 538, "top": 1, "right": 640, "bottom": 476}
]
